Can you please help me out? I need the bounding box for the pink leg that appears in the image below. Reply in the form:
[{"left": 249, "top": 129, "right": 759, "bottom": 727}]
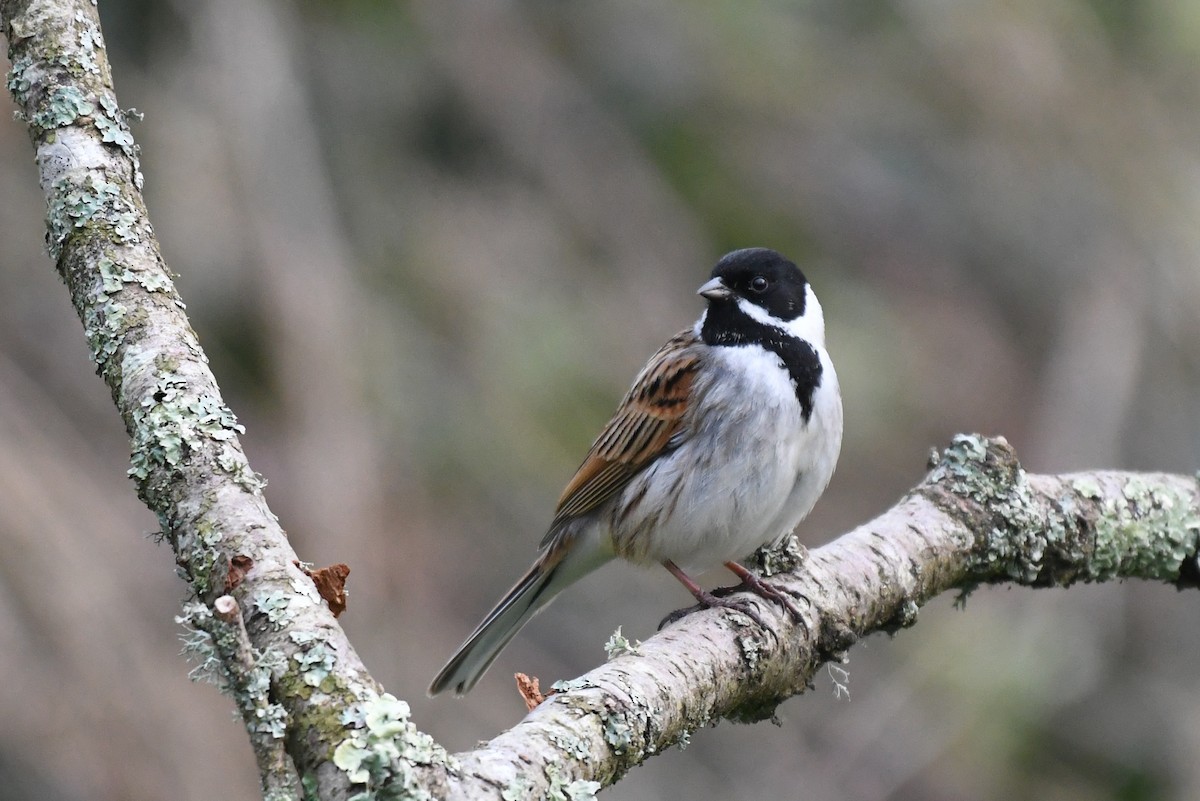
[
  {"left": 660, "top": 559, "right": 769, "bottom": 629},
  {"left": 723, "top": 561, "right": 805, "bottom": 621}
]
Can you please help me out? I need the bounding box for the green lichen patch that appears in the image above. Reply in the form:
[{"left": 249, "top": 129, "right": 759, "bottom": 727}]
[
  {"left": 45, "top": 172, "right": 139, "bottom": 262},
  {"left": 197, "top": 519, "right": 224, "bottom": 547},
  {"left": 6, "top": 2, "right": 69, "bottom": 42},
  {"left": 927, "top": 434, "right": 1046, "bottom": 582},
  {"left": 601, "top": 709, "right": 635, "bottom": 756},
  {"left": 253, "top": 589, "right": 296, "bottom": 629},
  {"left": 736, "top": 631, "right": 764, "bottom": 674},
  {"left": 930, "top": 435, "right": 1200, "bottom": 589},
  {"left": 93, "top": 252, "right": 175, "bottom": 307},
  {"left": 73, "top": 10, "right": 104, "bottom": 76},
  {"left": 291, "top": 631, "right": 337, "bottom": 689},
  {"left": 126, "top": 369, "right": 245, "bottom": 588},
  {"left": 217, "top": 443, "right": 268, "bottom": 493},
  {"left": 1087, "top": 477, "right": 1200, "bottom": 583},
  {"left": 127, "top": 370, "right": 245, "bottom": 486},
  {"left": 610, "top": 668, "right": 666, "bottom": 759},
  {"left": 550, "top": 677, "right": 598, "bottom": 693},
  {"left": 964, "top": 464, "right": 1199, "bottom": 587},
  {"left": 926, "top": 433, "right": 1018, "bottom": 509},
  {"left": 544, "top": 763, "right": 601, "bottom": 801},
  {"left": 331, "top": 693, "right": 451, "bottom": 801},
  {"left": 93, "top": 94, "right": 144, "bottom": 187},
  {"left": 6, "top": 54, "right": 37, "bottom": 107},
  {"left": 177, "top": 602, "right": 224, "bottom": 684},
  {"left": 549, "top": 732, "right": 591, "bottom": 761},
  {"left": 1070, "top": 476, "right": 1103, "bottom": 500},
  {"left": 81, "top": 295, "right": 134, "bottom": 369},
  {"left": 252, "top": 703, "right": 290, "bottom": 740},
  {"left": 6, "top": 5, "right": 109, "bottom": 116},
  {"left": 29, "top": 84, "right": 92, "bottom": 131},
  {"left": 501, "top": 776, "right": 532, "bottom": 801},
  {"left": 603, "top": 627, "right": 641, "bottom": 660},
  {"left": 93, "top": 94, "right": 132, "bottom": 146},
  {"left": 176, "top": 602, "right": 287, "bottom": 737},
  {"left": 97, "top": 255, "right": 123, "bottom": 293}
]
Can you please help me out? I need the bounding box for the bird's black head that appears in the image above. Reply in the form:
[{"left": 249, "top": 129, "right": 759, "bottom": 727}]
[
  {"left": 696, "top": 248, "right": 826, "bottom": 415},
  {"left": 699, "top": 248, "right": 809, "bottom": 322}
]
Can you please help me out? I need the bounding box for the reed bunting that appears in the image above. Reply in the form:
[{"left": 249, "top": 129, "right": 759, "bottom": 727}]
[{"left": 430, "top": 247, "right": 843, "bottom": 696}]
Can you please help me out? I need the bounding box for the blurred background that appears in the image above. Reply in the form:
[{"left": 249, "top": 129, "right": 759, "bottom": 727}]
[{"left": 2, "top": 0, "right": 1199, "bottom": 798}]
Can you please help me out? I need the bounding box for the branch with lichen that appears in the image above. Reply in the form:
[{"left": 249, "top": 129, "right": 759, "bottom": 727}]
[
  {"left": 5, "top": 3, "right": 1200, "bottom": 801},
  {"left": 182, "top": 596, "right": 296, "bottom": 799},
  {"left": 0, "top": 3, "right": 410, "bottom": 799},
  {"left": 436, "top": 434, "right": 1200, "bottom": 799}
]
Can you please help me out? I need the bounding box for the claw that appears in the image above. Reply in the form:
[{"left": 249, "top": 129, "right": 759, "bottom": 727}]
[
  {"left": 657, "top": 590, "right": 769, "bottom": 630},
  {"left": 722, "top": 561, "right": 806, "bottom": 622},
  {"left": 656, "top": 559, "right": 810, "bottom": 634}
]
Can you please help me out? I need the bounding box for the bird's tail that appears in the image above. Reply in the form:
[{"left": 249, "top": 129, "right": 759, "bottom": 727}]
[{"left": 428, "top": 531, "right": 612, "bottom": 696}]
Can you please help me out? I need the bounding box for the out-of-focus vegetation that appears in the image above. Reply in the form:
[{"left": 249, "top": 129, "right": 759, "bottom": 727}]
[{"left": 1, "top": 1, "right": 1199, "bottom": 798}]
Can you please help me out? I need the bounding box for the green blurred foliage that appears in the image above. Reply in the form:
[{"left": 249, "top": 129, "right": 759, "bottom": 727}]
[{"left": 1, "top": 0, "right": 1199, "bottom": 799}]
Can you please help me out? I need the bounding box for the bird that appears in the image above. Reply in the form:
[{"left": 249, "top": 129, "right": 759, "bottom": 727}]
[{"left": 429, "top": 247, "right": 843, "bottom": 696}]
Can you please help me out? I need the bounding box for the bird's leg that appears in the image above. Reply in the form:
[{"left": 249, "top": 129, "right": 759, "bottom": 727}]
[
  {"left": 658, "top": 559, "right": 770, "bottom": 630},
  {"left": 721, "top": 561, "right": 806, "bottom": 623}
]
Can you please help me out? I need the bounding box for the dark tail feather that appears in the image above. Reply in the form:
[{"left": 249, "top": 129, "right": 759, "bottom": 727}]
[{"left": 428, "top": 535, "right": 611, "bottom": 696}]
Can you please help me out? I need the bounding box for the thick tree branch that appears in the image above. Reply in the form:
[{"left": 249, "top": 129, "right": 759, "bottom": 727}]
[
  {"left": 4, "top": 4, "right": 1199, "bottom": 801},
  {"left": 442, "top": 436, "right": 1200, "bottom": 799},
  {"left": 0, "top": 3, "right": 401, "bottom": 799}
]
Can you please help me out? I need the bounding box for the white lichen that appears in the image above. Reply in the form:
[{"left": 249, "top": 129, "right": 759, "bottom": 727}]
[
  {"left": 603, "top": 627, "right": 641, "bottom": 660},
  {"left": 253, "top": 589, "right": 294, "bottom": 629},
  {"left": 332, "top": 693, "right": 451, "bottom": 800}
]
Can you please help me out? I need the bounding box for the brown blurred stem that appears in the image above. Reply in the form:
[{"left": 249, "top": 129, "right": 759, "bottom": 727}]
[{"left": 4, "top": 3, "right": 1200, "bottom": 800}]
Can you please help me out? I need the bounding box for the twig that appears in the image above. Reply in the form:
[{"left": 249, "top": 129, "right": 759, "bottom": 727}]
[{"left": 208, "top": 595, "right": 299, "bottom": 801}]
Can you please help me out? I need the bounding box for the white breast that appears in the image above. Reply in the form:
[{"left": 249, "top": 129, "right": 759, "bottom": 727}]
[{"left": 605, "top": 341, "right": 842, "bottom": 570}]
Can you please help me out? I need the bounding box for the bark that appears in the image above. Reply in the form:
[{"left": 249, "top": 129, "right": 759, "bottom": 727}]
[
  {"left": 0, "top": 3, "right": 386, "bottom": 799},
  {"left": 3, "top": 3, "right": 1198, "bottom": 800},
  {"left": 444, "top": 443, "right": 1200, "bottom": 799}
]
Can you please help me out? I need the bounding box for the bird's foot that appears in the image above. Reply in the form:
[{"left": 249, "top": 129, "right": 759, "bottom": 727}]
[
  {"left": 657, "top": 588, "right": 769, "bottom": 631},
  {"left": 657, "top": 558, "right": 809, "bottom": 631},
  {"left": 723, "top": 561, "right": 808, "bottom": 623}
]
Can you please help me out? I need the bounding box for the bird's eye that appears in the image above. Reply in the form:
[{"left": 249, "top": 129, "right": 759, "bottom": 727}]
[{"left": 749, "top": 276, "right": 769, "bottom": 293}]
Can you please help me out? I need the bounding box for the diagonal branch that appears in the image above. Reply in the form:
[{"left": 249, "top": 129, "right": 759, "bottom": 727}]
[
  {"left": 443, "top": 436, "right": 1200, "bottom": 799},
  {"left": 0, "top": 2, "right": 392, "bottom": 799},
  {"left": 4, "top": 3, "right": 1199, "bottom": 801}
]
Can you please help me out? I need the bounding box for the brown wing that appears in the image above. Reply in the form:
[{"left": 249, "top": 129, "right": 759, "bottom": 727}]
[{"left": 544, "top": 329, "right": 703, "bottom": 539}]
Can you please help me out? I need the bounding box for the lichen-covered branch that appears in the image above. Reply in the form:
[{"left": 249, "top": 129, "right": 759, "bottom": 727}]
[
  {"left": 441, "top": 435, "right": 1200, "bottom": 800},
  {"left": 188, "top": 596, "right": 298, "bottom": 799},
  {"left": 0, "top": 3, "right": 417, "bottom": 799},
  {"left": 5, "top": 3, "right": 1200, "bottom": 801}
]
